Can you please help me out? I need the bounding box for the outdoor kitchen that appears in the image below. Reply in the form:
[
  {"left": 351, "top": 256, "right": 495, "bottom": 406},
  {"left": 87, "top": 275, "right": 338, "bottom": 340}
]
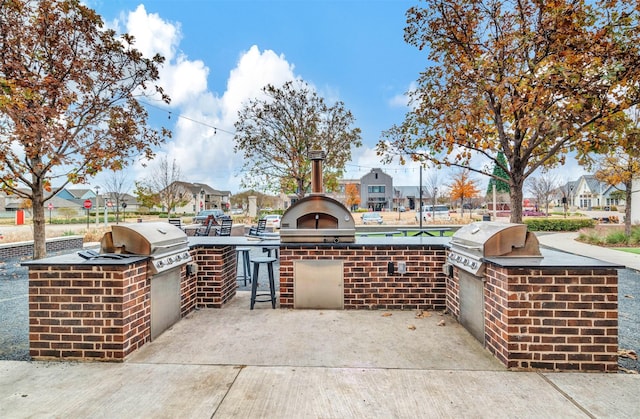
[{"left": 23, "top": 152, "right": 622, "bottom": 372}]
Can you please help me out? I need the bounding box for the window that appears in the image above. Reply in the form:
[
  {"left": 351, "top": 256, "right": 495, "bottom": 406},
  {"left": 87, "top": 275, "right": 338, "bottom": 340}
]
[{"left": 368, "top": 185, "right": 385, "bottom": 193}]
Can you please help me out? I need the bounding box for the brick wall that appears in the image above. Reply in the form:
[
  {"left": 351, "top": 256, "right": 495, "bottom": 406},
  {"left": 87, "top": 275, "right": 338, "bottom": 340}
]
[
  {"left": 280, "top": 244, "right": 448, "bottom": 310},
  {"left": 190, "top": 245, "right": 237, "bottom": 308},
  {"left": 28, "top": 261, "right": 149, "bottom": 361},
  {"left": 448, "top": 263, "right": 618, "bottom": 372},
  {"left": 0, "top": 236, "right": 83, "bottom": 259}
]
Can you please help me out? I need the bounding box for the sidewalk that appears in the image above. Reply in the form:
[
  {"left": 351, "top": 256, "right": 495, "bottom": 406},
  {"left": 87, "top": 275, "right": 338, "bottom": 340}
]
[
  {"left": 537, "top": 231, "right": 640, "bottom": 272},
  {"left": 1, "top": 235, "right": 640, "bottom": 418}
]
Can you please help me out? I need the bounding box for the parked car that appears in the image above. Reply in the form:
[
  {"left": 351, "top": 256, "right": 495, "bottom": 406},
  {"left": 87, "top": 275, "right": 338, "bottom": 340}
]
[
  {"left": 193, "top": 209, "right": 231, "bottom": 224},
  {"left": 361, "top": 212, "right": 383, "bottom": 225},
  {"left": 231, "top": 208, "right": 244, "bottom": 215},
  {"left": 415, "top": 205, "right": 451, "bottom": 222},
  {"left": 263, "top": 214, "right": 281, "bottom": 229}
]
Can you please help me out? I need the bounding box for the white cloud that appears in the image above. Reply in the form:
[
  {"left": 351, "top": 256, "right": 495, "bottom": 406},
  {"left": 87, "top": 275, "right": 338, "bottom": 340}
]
[
  {"left": 125, "top": 5, "right": 179, "bottom": 61},
  {"left": 92, "top": 5, "right": 301, "bottom": 194}
]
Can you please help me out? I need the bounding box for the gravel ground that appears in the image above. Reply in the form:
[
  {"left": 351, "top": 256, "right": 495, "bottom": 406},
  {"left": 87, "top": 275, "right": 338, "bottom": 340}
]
[{"left": 1, "top": 251, "right": 638, "bottom": 372}]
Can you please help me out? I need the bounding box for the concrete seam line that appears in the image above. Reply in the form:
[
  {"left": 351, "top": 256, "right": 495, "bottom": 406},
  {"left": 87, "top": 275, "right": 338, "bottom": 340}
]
[
  {"left": 538, "top": 372, "right": 596, "bottom": 419},
  {"left": 210, "top": 364, "right": 245, "bottom": 419}
]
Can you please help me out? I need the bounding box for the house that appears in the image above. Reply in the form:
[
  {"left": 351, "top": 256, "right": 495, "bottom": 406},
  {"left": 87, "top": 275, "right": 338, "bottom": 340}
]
[
  {"left": 393, "top": 186, "right": 432, "bottom": 211},
  {"left": 360, "top": 169, "right": 393, "bottom": 211},
  {"left": 170, "top": 181, "right": 231, "bottom": 214},
  {"left": 561, "top": 175, "right": 624, "bottom": 210}
]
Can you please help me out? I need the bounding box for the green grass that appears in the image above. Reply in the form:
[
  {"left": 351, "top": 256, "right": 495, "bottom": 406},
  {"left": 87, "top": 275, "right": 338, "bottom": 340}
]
[{"left": 615, "top": 248, "right": 640, "bottom": 255}]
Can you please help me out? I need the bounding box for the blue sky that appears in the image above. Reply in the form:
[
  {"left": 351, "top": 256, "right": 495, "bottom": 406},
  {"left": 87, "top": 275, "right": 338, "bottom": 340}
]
[
  {"left": 86, "top": 0, "right": 585, "bottom": 194},
  {"left": 83, "top": 0, "right": 434, "bottom": 193}
]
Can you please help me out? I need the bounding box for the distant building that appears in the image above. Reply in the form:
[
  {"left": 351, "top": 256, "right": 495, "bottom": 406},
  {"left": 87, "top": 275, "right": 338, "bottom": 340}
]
[
  {"left": 170, "top": 181, "right": 231, "bottom": 214},
  {"left": 360, "top": 168, "right": 393, "bottom": 211},
  {"left": 561, "top": 175, "right": 624, "bottom": 210}
]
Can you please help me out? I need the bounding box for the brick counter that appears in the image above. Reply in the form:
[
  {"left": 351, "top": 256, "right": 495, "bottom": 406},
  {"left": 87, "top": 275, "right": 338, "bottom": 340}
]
[
  {"left": 280, "top": 242, "right": 448, "bottom": 310},
  {"left": 446, "top": 249, "right": 621, "bottom": 372}
]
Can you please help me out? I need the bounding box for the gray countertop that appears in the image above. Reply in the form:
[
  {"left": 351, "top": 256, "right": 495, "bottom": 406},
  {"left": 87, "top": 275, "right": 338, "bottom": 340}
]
[
  {"left": 188, "top": 235, "right": 451, "bottom": 248},
  {"left": 484, "top": 248, "right": 624, "bottom": 269},
  {"left": 22, "top": 252, "right": 148, "bottom": 267}
]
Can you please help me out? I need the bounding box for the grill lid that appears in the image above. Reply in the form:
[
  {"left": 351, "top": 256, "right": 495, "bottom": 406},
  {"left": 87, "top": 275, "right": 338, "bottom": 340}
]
[
  {"left": 100, "top": 222, "right": 191, "bottom": 274},
  {"left": 448, "top": 222, "right": 541, "bottom": 275}
]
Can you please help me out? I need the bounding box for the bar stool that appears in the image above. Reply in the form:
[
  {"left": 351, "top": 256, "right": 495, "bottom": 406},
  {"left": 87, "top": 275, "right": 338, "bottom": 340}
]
[
  {"left": 262, "top": 246, "right": 279, "bottom": 258},
  {"left": 236, "top": 247, "right": 252, "bottom": 286},
  {"left": 250, "top": 256, "right": 277, "bottom": 310}
]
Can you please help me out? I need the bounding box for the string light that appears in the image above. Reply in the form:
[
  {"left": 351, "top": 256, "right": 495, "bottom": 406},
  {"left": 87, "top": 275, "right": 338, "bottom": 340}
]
[{"left": 138, "top": 100, "right": 235, "bottom": 136}]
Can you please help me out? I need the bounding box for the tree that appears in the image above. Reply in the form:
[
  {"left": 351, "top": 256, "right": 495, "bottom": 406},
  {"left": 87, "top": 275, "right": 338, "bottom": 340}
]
[
  {"left": 527, "top": 172, "right": 560, "bottom": 216},
  {"left": 449, "top": 169, "right": 480, "bottom": 216},
  {"left": 0, "top": 0, "right": 169, "bottom": 259},
  {"left": 137, "top": 157, "right": 189, "bottom": 216},
  {"left": 377, "top": 0, "right": 640, "bottom": 223},
  {"left": 594, "top": 108, "right": 640, "bottom": 236},
  {"left": 234, "top": 80, "right": 362, "bottom": 198},
  {"left": 103, "top": 169, "right": 132, "bottom": 223},
  {"left": 344, "top": 183, "right": 361, "bottom": 211},
  {"left": 486, "top": 151, "right": 510, "bottom": 196}
]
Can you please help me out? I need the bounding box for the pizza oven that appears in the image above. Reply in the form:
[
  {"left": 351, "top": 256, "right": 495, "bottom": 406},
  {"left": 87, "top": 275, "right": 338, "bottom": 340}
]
[{"left": 280, "top": 150, "right": 355, "bottom": 243}]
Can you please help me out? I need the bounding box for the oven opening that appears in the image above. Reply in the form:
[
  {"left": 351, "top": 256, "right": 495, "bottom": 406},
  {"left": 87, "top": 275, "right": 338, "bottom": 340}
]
[{"left": 296, "top": 212, "right": 338, "bottom": 229}]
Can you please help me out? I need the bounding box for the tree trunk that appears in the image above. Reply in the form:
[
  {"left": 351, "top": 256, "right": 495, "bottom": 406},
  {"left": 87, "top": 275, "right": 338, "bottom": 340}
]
[
  {"left": 509, "top": 178, "right": 524, "bottom": 224},
  {"left": 32, "top": 185, "right": 47, "bottom": 260}
]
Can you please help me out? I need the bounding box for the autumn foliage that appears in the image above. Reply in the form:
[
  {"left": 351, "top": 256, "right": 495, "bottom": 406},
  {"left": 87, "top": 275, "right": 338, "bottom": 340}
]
[
  {"left": 378, "top": 0, "right": 640, "bottom": 223},
  {"left": 0, "top": 0, "right": 170, "bottom": 258}
]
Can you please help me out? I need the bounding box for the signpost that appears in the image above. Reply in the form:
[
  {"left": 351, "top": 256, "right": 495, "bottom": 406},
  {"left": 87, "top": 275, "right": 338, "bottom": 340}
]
[
  {"left": 83, "top": 199, "right": 92, "bottom": 228},
  {"left": 47, "top": 202, "right": 53, "bottom": 224}
]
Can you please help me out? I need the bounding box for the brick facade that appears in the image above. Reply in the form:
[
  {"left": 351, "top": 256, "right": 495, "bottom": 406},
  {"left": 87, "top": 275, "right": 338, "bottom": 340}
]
[
  {"left": 280, "top": 244, "right": 448, "bottom": 310},
  {"left": 190, "top": 245, "right": 237, "bottom": 308},
  {"left": 447, "top": 264, "right": 618, "bottom": 372},
  {"left": 28, "top": 261, "right": 150, "bottom": 361}
]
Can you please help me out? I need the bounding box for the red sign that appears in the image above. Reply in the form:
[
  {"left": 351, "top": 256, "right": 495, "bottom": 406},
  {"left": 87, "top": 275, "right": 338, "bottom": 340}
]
[
  {"left": 83, "top": 199, "right": 92, "bottom": 209},
  {"left": 47, "top": 203, "right": 53, "bottom": 210},
  {"left": 107, "top": 201, "right": 113, "bottom": 208}
]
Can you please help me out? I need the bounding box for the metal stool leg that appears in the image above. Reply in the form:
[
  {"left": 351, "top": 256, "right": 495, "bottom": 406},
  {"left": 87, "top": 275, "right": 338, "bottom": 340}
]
[
  {"left": 250, "top": 261, "right": 260, "bottom": 310},
  {"left": 237, "top": 248, "right": 252, "bottom": 286},
  {"left": 267, "top": 260, "right": 276, "bottom": 309}
]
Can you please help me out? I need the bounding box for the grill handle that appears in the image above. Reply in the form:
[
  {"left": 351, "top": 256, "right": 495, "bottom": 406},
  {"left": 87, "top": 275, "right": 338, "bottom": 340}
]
[
  {"left": 153, "top": 240, "right": 189, "bottom": 250},
  {"left": 450, "top": 242, "right": 482, "bottom": 251}
]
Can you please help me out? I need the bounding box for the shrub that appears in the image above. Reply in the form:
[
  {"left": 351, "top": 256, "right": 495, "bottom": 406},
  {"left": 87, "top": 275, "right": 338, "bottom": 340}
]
[
  {"left": 524, "top": 218, "right": 596, "bottom": 231},
  {"left": 605, "top": 230, "right": 628, "bottom": 245},
  {"left": 577, "top": 230, "right": 604, "bottom": 245}
]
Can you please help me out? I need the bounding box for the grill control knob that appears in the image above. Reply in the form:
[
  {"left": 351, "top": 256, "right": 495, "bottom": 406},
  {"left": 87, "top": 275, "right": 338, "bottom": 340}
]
[
  {"left": 471, "top": 261, "right": 477, "bottom": 269},
  {"left": 156, "top": 260, "right": 164, "bottom": 268}
]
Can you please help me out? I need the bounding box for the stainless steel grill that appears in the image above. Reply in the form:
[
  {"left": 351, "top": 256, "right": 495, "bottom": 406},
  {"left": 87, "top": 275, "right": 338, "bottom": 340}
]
[
  {"left": 100, "top": 222, "right": 192, "bottom": 274},
  {"left": 280, "top": 150, "right": 355, "bottom": 243},
  {"left": 447, "top": 221, "right": 541, "bottom": 275}
]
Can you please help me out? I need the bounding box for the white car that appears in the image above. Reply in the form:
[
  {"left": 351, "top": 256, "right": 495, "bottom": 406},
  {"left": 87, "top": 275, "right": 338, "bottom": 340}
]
[
  {"left": 361, "top": 212, "right": 383, "bottom": 224},
  {"left": 415, "top": 205, "right": 451, "bottom": 222},
  {"left": 263, "top": 214, "right": 281, "bottom": 229}
]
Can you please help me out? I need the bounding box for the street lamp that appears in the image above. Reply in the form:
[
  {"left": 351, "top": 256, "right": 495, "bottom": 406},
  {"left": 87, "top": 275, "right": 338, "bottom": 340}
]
[
  {"left": 94, "top": 186, "right": 100, "bottom": 226},
  {"left": 103, "top": 193, "right": 108, "bottom": 226},
  {"left": 432, "top": 187, "right": 438, "bottom": 223},
  {"left": 200, "top": 188, "right": 205, "bottom": 211}
]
